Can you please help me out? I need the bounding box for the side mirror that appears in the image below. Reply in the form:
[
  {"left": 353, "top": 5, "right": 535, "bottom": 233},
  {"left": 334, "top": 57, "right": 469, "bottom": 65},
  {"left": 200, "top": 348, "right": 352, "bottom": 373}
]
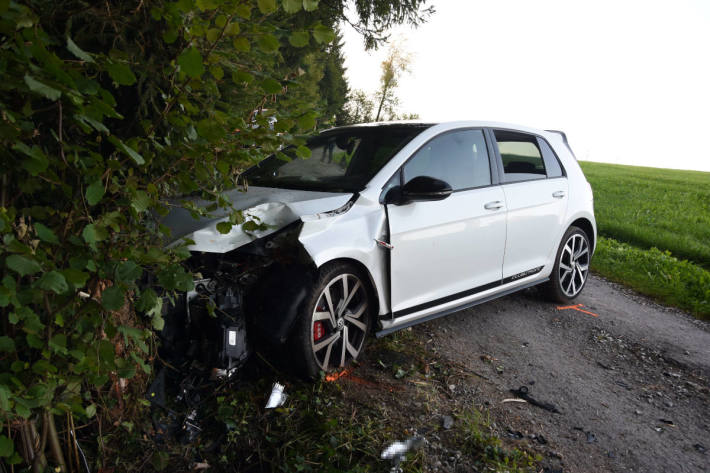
[{"left": 388, "top": 176, "right": 452, "bottom": 205}]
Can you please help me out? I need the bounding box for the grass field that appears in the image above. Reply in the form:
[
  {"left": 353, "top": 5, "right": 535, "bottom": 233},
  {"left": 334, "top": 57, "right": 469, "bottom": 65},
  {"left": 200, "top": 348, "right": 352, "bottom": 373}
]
[{"left": 579, "top": 162, "right": 710, "bottom": 318}]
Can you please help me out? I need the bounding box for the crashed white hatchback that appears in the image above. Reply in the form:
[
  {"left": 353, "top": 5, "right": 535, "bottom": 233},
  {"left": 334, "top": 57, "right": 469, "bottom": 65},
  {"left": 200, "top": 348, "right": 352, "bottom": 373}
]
[{"left": 162, "top": 121, "right": 596, "bottom": 378}]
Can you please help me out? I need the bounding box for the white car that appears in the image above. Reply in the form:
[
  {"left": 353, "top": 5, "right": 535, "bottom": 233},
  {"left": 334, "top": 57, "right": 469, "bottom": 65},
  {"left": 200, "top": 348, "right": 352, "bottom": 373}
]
[{"left": 163, "top": 121, "right": 596, "bottom": 378}]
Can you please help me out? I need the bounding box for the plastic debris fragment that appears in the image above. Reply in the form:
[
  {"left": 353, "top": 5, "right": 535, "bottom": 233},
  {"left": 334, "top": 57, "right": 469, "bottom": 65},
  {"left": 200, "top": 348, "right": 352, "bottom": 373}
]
[
  {"left": 265, "top": 382, "right": 287, "bottom": 409},
  {"left": 381, "top": 436, "right": 425, "bottom": 473}
]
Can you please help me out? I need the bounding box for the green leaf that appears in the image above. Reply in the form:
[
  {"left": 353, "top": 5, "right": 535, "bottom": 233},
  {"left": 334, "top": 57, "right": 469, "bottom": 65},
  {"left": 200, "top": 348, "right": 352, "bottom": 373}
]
[
  {"left": 209, "top": 64, "right": 224, "bottom": 80},
  {"left": 131, "top": 191, "right": 151, "bottom": 213},
  {"left": 35, "top": 223, "right": 59, "bottom": 244},
  {"left": 66, "top": 37, "right": 94, "bottom": 62},
  {"left": 232, "top": 69, "right": 253, "bottom": 84},
  {"left": 6, "top": 255, "right": 41, "bottom": 277},
  {"left": 82, "top": 223, "right": 107, "bottom": 244},
  {"left": 62, "top": 269, "right": 89, "bottom": 287},
  {"left": 0, "top": 435, "right": 13, "bottom": 458},
  {"left": 235, "top": 4, "right": 251, "bottom": 18},
  {"left": 257, "top": 0, "right": 277, "bottom": 14},
  {"left": 49, "top": 334, "right": 67, "bottom": 354},
  {"left": 12, "top": 143, "right": 49, "bottom": 176},
  {"left": 225, "top": 22, "right": 240, "bottom": 35},
  {"left": 0, "top": 385, "right": 11, "bottom": 412},
  {"left": 232, "top": 37, "right": 250, "bottom": 52},
  {"left": 196, "top": 0, "right": 218, "bottom": 10},
  {"left": 303, "top": 0, "right": 318, "bottom": 11},
  {"left": 0, "top": 336, "right": 15, "bottom": 353},
  {"left": 282, "top": 0, "right": 301, "bottom": 13},
  {"left": 288, "top": 31, "right": 309, "bottom": 48},
  {"left": 216, "top": 221, "right": 232, "bottom": 234},
  {"left": 152, "top": 312, "right": 165, "bottom": 331},
  {"left": 106, "top": 62, "right": 137, "bottom": 86},
  {"left": 260, "top": 78, "right": 282, "bottom": 94},
  {"left": 257, "top": 34, "right": 280, "bottom": 53},
  {"left": 177, "top": 47, "right": 205, "bottom": 78},
  {"left": 102, "top": 286, "right": 125, "bottom": 311},
  {"left": 312, "top": 24, "right": 335, "bottom": 44},
  {"left": 116, "top": 261, "right": 142, "bottom": 283},
  {"left": 37, "top": 271, "right": 69, "bottom": 294},
  {"left": 151, "top": 451, "right": 170, "bottom": 471},
  {"left": 85, "top": 404, "right": 97, "bottom": 418},
  {"left": 196, "top": 119, "right": 223, "bottom": 141},
  {"left": 295, "top": 145, "right": 311, "bottom": 158},
  {"left": 86, "top": 180, "right": 105, "bottom": 206},
  {"left": 163, "top": 28, "right": 178, "bottom": 44},
  {"left": 206, "top": 28, "right": 220, "bottom": 42},
  {"left": 109, "top": 136, "right": 145, "bottom": 165},
  {"left": 297, "top": 112, "right": 317, "bottom": 130},
  {"left": 24, "top": 75, "right": 61, "bottom": 101}
]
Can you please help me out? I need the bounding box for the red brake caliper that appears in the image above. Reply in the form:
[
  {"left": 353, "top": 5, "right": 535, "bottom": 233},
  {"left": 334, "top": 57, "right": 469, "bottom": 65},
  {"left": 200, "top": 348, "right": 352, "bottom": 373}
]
[{"left": 313, "top": 321, "right": 325, "bottom": 341}]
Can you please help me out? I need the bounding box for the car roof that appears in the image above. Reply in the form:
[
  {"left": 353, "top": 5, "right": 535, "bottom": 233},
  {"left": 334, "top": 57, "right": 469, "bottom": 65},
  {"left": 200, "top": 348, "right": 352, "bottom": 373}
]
[{"left": 322, "top": 120, "right": 554, "bottom": 138}]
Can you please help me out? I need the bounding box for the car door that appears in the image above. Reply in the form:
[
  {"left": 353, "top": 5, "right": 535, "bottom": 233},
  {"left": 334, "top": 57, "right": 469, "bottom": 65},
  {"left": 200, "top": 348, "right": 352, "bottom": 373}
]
[
  {"left": 490, "top": 129, "right": 569, "bottom": 280},
  {"left": 385, "top": 129, "right": 507, "bottom": 315}
]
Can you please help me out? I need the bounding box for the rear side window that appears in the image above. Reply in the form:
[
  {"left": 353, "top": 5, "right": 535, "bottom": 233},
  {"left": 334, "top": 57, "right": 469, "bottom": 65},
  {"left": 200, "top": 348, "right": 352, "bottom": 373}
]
[
  {"left": 537, "top": 138, "right": 564, "bottom": 178},
  {"left": 493, "top": 130, "right": 546, "bottom": 182},
  {"left": 403, "top": 129, "right": 491, "bottom": 191}
]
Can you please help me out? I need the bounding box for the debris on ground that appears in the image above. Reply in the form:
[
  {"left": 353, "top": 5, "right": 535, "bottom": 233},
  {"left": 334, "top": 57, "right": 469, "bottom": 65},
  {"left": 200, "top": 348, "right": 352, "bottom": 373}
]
[
  {"left": 265, "top": 382, "right": 287, "bottom": 408},
  {"left": 502, "top": 398, "right": 528, "bottom": 404},
  {"left": 509, "top": 385, "right": 561, "bottom": 413},
  {"left": 441, "top": 415, "right": 454, "bottom": 430},
  {"left": 381, "top": 436, "right": 426, "bottom": 473}
]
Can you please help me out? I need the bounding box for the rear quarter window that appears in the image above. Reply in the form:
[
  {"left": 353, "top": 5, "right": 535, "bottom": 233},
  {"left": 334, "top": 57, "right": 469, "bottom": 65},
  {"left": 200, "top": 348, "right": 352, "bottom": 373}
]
[{"left": 537, "top": 137, "right": 565, "bottom": 178}]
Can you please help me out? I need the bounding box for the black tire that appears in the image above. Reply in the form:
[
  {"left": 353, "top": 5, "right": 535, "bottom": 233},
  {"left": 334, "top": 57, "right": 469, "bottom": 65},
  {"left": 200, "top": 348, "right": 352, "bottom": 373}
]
[
  {"left": 544, "top": 225, "right": 592, "bottom": 303},
  {"left": 289, "top": 262, "right": 373, "bottom": 379}
]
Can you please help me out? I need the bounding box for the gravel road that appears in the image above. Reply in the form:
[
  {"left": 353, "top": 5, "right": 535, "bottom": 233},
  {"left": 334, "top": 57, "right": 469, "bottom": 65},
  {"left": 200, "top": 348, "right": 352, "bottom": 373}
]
[{"left": 419, "top": 274, "right": 710, "bottom": 473}]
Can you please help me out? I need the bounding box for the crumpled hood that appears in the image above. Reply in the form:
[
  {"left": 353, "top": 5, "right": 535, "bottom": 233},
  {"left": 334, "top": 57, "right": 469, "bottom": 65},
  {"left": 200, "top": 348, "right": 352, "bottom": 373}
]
[{"left": 163, "top": 186, "right": 353, "bottom": 253}]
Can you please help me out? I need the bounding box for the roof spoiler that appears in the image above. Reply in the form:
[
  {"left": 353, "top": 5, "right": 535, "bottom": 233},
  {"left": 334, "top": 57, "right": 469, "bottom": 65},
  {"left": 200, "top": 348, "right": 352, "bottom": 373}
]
[{"left": 545, "top": 129, "right": 578, "bottom": 160}]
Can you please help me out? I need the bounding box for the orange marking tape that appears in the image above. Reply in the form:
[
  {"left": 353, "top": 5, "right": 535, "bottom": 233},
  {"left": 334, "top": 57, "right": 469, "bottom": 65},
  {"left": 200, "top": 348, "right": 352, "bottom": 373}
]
[{"left": 556, "top": 303, "right": 599, "bottom": 317}]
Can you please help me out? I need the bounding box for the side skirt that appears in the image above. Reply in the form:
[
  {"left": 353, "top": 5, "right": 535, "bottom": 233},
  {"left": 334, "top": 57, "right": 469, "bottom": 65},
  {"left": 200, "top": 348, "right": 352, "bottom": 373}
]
[{"left": 375, "top": 277, "right": 548, "bottom": 337}]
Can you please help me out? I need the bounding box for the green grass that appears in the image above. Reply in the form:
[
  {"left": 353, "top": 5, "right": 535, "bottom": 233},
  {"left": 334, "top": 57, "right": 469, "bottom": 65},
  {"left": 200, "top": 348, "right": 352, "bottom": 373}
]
[
  {"left": 592, "top": 236, "right": 710, "bottom": 317},
  {"left": 580, "top": 162, "right": 710, "bottom": 268},
  {"left": 579, "top": 162, "right": 710, "bottom": 319}
]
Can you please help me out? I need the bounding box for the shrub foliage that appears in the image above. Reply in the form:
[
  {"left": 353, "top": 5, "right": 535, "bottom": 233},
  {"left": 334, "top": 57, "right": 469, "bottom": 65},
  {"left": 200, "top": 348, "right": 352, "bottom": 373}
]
[{"left": 0, "top": 0, "right": 429, "bottom": 468}]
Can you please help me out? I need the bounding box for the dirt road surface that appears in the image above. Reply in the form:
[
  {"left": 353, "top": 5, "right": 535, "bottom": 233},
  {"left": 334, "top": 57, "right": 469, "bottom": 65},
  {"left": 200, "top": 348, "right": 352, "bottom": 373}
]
[{"left": 418, "top": 274, "right": 710, "bottom": 472}]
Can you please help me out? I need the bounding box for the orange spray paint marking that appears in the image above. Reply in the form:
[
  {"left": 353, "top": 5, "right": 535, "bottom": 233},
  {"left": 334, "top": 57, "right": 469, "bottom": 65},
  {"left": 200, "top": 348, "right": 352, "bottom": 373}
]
[
  {"left": 325, "top": 368, "right": 352, "bottom": 382},
  {"left": 556, "top": 303, "right": 599, "bottom": 318}
]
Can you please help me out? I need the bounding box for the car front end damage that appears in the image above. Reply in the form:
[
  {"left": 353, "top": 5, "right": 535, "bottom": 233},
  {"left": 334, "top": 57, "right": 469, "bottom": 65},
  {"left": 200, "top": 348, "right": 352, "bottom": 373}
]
[
  {"left": 157, "top": 221, "right": 319, "bottom": 374},
  {"left": 153, "top": 187, "right": 390, "bottom": 376}
]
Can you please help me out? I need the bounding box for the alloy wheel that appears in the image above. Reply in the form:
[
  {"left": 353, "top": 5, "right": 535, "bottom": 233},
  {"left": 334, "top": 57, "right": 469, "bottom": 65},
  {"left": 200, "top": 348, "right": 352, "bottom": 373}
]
[
  {"left": 558, "top": 233, "right": 590, "bottom": 297},
  {"left": 310, "top": 273, "right": 369, "bottom": 372}
]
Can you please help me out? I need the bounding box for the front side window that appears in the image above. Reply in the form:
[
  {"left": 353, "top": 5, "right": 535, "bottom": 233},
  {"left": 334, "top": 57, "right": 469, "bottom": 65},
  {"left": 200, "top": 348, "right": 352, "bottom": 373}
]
[
  {"left": 494, "top": 130, "right": 546, "bottom": 182},
  {"left": 243, "top": 126, "right": 429, "bottom": 192},
  {"left": 402, "top": 129, "right": 491, "bottom": 190}
]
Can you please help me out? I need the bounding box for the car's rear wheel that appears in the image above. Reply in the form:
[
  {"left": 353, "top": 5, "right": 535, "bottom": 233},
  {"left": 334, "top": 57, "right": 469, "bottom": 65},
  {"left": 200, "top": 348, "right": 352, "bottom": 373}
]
[
  {"left": 545, "top": 226, "right": 591, "bottom": 303},
  {"left": 290, "top": 262, "right": 372, "bottom": 379}
]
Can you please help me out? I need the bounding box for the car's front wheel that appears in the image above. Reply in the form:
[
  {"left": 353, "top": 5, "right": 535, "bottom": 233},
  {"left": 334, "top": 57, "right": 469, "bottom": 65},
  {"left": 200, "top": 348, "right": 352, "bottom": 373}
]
[
  {"left": 290, "top": 262, "right": 372, "bottom": 379},
  {"left": 545, "top": 226, "right": 591, "bottom": 303}
]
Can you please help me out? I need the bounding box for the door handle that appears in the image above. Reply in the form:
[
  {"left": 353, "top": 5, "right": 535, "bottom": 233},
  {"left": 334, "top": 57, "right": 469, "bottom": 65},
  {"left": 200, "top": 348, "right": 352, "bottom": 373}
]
[
  {"left": 484, "top": 201, "right": 504, "bottom": 210},
  {"left": 552, "top": 191, "right": 566, "bottom": 199}
]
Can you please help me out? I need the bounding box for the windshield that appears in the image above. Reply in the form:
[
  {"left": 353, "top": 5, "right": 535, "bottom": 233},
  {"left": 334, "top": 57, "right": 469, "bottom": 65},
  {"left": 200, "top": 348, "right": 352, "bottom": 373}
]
[{"left": 242, "top": 125, "right": 430, "bottom": 192}]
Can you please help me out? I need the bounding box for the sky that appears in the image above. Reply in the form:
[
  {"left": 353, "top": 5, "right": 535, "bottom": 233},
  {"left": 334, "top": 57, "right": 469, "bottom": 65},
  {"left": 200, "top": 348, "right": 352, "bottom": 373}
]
[{"left": 340, "top": 0, "right": 710, "bottom": 172}]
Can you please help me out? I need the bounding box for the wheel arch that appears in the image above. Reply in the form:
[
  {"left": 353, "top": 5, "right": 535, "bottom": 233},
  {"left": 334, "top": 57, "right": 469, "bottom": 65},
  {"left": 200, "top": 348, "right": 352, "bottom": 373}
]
[
  {"left": 570, "top": 217, "right": 596, "bottom": 254},
  {"left": 317, "top": 257, "right": 381, "bottom": 326}
]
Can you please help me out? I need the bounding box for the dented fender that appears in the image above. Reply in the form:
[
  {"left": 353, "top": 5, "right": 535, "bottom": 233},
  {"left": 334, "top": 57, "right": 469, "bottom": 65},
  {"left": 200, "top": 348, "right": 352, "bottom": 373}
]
[{"left": 299, "top": 194, "right": 390, "bottom": 316}]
